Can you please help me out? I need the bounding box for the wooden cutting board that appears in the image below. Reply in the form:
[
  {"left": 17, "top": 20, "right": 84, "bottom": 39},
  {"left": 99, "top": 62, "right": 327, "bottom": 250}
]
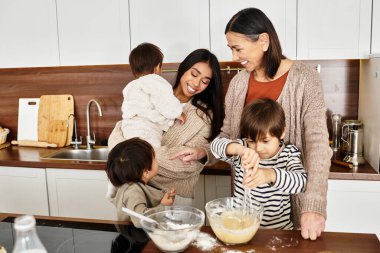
[{"left": 38, "top": 95, "right": 74, "bottom": 147}]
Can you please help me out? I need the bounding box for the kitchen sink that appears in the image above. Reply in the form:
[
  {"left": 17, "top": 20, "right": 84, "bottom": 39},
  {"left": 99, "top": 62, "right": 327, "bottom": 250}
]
[{"left": 42, "top": 146, "right": 109, "bottom": 162}]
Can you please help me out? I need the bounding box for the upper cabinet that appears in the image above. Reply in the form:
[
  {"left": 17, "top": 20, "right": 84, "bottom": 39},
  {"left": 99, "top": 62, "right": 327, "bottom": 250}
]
[
  {"left": 210, "top": 0, "right": 297, "bottom": 61},
  {"left": 1, "top": 1, "right": 378, "bottom": 67},
  {"left": 129, "top": 0, "right": 209, "bottom": 63},
  {"left": 56, "top": 0, "right": 130, "bottom": 66},
  {"left": 372, "top": 0, "right": 380, "bottom": 54},
  {"left": 0, "top": 0, "right": 59, "bottom": 68},
  {"left": 297, "top": 0, "right": 372, "bottom": 60}
]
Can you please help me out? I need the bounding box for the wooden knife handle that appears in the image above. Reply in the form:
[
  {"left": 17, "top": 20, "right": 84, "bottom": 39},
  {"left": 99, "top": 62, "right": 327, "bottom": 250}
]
[
  {"left": 331, "top": 159, "right": 354, "bottom": 169},
  {"left": 11, "top": 140, "right": 58, "bottom": 148}
]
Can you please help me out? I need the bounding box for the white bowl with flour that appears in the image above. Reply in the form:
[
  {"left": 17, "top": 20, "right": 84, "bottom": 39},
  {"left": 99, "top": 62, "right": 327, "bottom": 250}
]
[{"left": 140, "top": 206, "right": 205, "bottom": 253}]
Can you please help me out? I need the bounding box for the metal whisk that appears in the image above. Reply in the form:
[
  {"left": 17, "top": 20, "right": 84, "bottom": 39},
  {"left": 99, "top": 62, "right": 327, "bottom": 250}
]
[{"left": 243, "top": 167, "right": 252, "bottom": 215}]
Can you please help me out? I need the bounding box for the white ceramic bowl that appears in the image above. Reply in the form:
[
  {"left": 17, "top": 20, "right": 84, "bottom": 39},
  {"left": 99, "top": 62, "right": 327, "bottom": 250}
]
[
  {"left": 205, "top": 197, "right": 263, "bottom": 245},
  {"left": 140, "top": 206, "right": 205, "bottom": 253}
]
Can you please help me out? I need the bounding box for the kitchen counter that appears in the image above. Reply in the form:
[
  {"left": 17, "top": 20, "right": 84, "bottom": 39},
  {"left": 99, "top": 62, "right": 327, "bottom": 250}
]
[
  {"left": 0, "top": 145, "right": 379, "bottom": 179},
  {"left": 1, "top": 213, "right": 379, "bottom": 253}
]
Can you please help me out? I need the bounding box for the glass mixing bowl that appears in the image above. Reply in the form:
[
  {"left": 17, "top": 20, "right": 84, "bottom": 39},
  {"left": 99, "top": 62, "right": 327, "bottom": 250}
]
[
  {"left": 140, "top": 206, "right": 205, "bottom": 253},
  {"left": 205, "top": 197, "right": 263, "bottom": 245}
]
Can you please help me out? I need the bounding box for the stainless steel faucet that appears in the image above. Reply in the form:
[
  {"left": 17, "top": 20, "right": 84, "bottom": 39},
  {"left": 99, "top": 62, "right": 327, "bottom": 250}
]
[
  {"left": 68, "top": 114, "right": 82, "bottom": 149},
  {"left": 86, "top": 99, "right": 103, "bottom": 149}
]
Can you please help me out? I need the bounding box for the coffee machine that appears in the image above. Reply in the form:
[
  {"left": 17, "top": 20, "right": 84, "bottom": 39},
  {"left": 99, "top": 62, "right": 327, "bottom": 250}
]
[{"left": 341, "top": 120, "right": 365, "bottom": 166}]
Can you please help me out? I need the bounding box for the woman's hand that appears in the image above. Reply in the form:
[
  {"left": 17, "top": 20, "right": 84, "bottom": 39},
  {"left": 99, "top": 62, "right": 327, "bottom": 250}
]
[
  {"left": 300, "top": 212, "right": 325, "bottom": 240},
  {"left": 169, "top": 147, "right": 207, "bottom": 165},
  {"left": 160, "top": 188, "right": 176, "bottom": 206}
]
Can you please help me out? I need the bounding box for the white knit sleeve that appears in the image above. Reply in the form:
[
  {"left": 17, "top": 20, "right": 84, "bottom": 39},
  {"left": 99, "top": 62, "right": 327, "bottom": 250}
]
[{"left": 141, "top": 75, "right": 182, "bottom": 119}]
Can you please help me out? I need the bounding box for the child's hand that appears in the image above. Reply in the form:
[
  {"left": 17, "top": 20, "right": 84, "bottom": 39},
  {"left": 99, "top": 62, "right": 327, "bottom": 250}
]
[
  {"left": 160, "top": 188, "right": 176, "bottom": 206},
  {"left": 238, "top": 146, "right": 260, "bottom": 172},
  {"left": 176, "top": 113, "right": 186, "bottom": 124},
  {"left": 243, "top": 167, "right": 276, "bottom": 189}
]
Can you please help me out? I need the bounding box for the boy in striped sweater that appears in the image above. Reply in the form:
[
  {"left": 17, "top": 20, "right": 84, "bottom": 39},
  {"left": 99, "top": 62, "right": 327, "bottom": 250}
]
[{"left": 211, "top": 98, "right": 307, "bottom": 229}]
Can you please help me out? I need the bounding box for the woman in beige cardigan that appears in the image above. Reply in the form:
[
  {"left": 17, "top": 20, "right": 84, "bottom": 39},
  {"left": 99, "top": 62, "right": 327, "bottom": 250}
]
[
  {"left": 108, "top": 49, "right": 225, "bottom": 205},
  {"left": 222, "top": 8, "right": 332, "bottom": 240}
]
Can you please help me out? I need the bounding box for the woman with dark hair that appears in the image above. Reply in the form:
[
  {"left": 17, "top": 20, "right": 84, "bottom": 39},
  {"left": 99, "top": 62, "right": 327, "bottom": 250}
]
[
  {"left": 108, "top": 48, "right": 225, "bottom": 205},
  {"left": 220, "top": 8, "right": 332, "bottom": 240}
]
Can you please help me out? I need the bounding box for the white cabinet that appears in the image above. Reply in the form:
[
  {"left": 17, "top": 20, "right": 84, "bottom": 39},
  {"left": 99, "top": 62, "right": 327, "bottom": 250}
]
[
  {"left": 204, "top": 175, "right": 232, "bottom": 225},
  {"left": 210, "top": 0, "right": 297, "bottom": 61},
  {"left": 56, "top": 0, "right": 130, "bottom": 66},
  {"left": 326, "top": 179, "right": 380, "bottom": 238},
  {"left": 0, "top": 0, "right": 59, "bottom": 68},
  {"left": 372, "top": 0, "right": 380, "bottom": 54},
  {"left": 358, "top": 57, "right": 380, "bottom": 171},
  {"left": 46, "top": 168, "right": 117, "bottom": 220},
  {"left": 204, "top": 175, "right": 232, "bottom": 204},
  {"left": 193, "top": 175, "right": 205, "bottom": 213},
  {"left": 297, "top": 0, "right": 372, "bottom": 59},
  {"left": 0, "top": 166, "right": 49, "bottom": 215},
  {"left": 129, "top": 0, "right": 209, "bottom": 63}
]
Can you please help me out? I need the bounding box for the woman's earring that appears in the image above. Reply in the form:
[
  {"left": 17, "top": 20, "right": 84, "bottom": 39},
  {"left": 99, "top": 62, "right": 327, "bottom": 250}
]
[{"left": 279, "top": 139, "right": 284, "bottom": 147}]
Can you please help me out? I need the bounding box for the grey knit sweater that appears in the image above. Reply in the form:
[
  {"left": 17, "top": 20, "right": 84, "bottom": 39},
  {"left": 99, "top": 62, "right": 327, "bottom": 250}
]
[
  {"left": 220, "top": 61, "right": 332, "bottom": 228},
  {"left": 108, "top": 102, "right": 212, "bottom": 198}
]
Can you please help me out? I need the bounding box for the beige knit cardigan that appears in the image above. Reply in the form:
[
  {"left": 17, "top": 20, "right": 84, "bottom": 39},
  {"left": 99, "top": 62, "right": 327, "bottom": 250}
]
[
  {"left": 108, "top": 102, "right": 212, "bottom": 198},
  {"left": 220, "top": 61, "right": 332, "bottom": 228}
]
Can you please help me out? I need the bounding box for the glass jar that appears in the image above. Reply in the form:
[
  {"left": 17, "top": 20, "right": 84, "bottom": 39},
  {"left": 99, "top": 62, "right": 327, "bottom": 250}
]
[{"left": 331, "top": 114, "right": 342, "bottom": 152}]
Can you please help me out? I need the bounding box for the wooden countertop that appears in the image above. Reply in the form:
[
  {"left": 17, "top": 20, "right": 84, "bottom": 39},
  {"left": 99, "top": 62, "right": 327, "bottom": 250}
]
[
  {"left": 1, "top": 213, "right": 379, "bottom": 253},
  {"left": 0, "top": 145, "right": 379, "bottom": 180}
]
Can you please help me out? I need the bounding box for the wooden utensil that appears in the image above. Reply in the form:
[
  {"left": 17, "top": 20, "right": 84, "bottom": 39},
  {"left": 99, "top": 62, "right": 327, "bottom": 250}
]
[
  {"left": 11, "top": 140, "right": 58, "bottom": 148},
  {"left": 0, "top": 142, "right": 11, "bottom": 150},
  {"left": 331, "top": 159, "right": 354, "bottom": 169},
  {"left": 38, "top": 95, "right": 74, "bottom": 147}
]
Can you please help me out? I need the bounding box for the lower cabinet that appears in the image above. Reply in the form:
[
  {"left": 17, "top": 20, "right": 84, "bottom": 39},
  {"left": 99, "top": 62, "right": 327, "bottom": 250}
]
[
  {"left": 0, "top": 166, "right": 49, "bottom": 215},
  {"left": 192, "top": 175, "right": 205, "bottom": 213},
  {"left": 203, "top": 175, "right": 232, "bottom": 225},
  {"left": 46, "top": 168, "right": 117, "bottom": 220},
  {"left": 204, "top": 175, "right": 232, "bottom": 204},
  {"left": 326, "top": 179, "right": 380, "bottom": 238}
]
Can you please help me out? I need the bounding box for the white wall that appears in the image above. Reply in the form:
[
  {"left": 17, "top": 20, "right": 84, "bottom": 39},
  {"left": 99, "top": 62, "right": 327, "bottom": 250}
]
[{"left": 359, "top": 56, "right": 380, "bottom": 172}]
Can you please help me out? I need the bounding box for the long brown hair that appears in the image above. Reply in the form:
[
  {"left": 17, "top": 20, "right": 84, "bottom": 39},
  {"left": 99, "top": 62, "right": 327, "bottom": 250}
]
[{"left": 173, "top": 49, "right": 224, "bottom": 141}]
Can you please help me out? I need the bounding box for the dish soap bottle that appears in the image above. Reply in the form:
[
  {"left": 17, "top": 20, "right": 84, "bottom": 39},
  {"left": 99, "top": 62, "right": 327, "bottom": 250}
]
[{"left": 12, "top": 215, "right": 47, "bottom": 253}]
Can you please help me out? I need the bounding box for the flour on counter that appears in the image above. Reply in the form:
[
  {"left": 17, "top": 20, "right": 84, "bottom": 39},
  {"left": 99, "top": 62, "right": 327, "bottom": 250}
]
[
  {"left": 193, "top": 232, "right": 220, "bottom": 251},
  {"left": 265, "top": 236, "right": 298, "bottom": 251},
  {"left": 222, "top": 249, "right": 255, "bottom": 253}
]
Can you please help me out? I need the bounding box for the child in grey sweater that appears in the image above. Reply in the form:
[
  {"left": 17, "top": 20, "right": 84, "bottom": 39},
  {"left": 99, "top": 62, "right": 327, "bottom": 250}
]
[{"left": 106, "top": 137, "right": 175, "bottom": 227}]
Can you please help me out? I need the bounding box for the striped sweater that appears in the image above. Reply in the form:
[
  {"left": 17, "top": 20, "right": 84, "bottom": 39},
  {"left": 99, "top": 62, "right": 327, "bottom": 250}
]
[{"left": 211, "top": 137, "right": 307, "bottom": 229}]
